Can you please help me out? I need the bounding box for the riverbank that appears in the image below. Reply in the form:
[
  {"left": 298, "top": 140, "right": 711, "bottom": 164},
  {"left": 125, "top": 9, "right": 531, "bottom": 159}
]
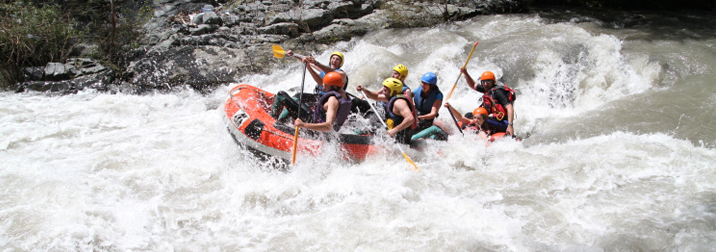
[{"left": 5, "top": 0, "right": 714, "bottom": 94}]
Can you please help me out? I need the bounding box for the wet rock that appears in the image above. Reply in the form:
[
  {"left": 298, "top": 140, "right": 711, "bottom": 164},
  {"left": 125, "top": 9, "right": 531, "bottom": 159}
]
[
  {"left": 22, "top": 67, "right": 45, "bottom": 81},
  {"left": 66, "top": 58, "right": 107, "bottom": 77}
]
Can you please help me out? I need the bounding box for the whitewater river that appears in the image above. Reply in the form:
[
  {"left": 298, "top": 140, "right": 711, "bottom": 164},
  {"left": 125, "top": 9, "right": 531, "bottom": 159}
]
[{"left": 2, "top": 9, "right": 715, "bottom": 251}]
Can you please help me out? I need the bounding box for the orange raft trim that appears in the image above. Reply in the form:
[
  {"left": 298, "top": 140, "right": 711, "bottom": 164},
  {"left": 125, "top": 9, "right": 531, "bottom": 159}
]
[{"left": 223, "top": 84, "right": 381, "bottom": 162}]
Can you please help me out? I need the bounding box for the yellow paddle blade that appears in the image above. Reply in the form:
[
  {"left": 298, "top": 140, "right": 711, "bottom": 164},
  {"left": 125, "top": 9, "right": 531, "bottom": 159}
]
[
  {"left": 291, "top": 125, "right": 299, "bottom": 165},
  {"left": 402, "top": 152, "right": 419, "bottom": 171},
  {"left": 272, "top": 44, "right": 286, "bottom": 58}
]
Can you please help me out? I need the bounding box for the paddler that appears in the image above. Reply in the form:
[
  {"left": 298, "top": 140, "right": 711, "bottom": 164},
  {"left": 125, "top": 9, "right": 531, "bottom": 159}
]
[
  {"left": 412, "top": 72, "right": 443, "bottom": 133},
  {"left": 291, "top": 71, "right": 353, "bottom": 132},
  {"left": 356, "top": 78, "right": 415, "bottom": 144},
  {"left": 461, "top": 68, "right": 516, "bottom": 136},
  {"left": 288, "top": 50, "right": 348, "bottom": 104},
  {"left": 352, "top": 64, "right": 412, "bottom": 115},
  {"left": 273, "top": 50, "right": 349, "bottom": 122}
]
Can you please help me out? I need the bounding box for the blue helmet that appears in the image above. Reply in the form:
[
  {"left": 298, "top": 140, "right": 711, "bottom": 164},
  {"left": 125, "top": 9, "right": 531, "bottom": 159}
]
[{"left": 421, "top": 72, "right": 437, "bottom": 85}]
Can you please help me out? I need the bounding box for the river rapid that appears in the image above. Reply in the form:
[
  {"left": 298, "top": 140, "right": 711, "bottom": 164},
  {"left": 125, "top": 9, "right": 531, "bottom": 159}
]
[{"left": 2, "top": 9, "right": 715, "bottom": 251}]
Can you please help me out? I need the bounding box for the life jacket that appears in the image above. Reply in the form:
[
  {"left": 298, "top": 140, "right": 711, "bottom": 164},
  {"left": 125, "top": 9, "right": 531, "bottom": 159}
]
[
  {"left": 482, "top": 85, "right": 516, "bottom": 121},
  {"left": 413, "top": 86, "right": 442, "bottom": 116},
  {"left": 385, "top": 94, "right": 417, "bottom": 130},
  {"left": 316, "top": 70, "right": 349, "bottom": 95},
  {"left": 313, "top": 91, "right": 352, "bottom": 131},
  {"left": 384, "top": 94, "right": 416, "bottom": 144}
]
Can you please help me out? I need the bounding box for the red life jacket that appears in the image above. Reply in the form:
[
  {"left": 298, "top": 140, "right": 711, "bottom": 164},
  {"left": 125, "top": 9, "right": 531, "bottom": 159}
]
[{"left": 482, "top": 85, "right": 516, "bottom": 121}]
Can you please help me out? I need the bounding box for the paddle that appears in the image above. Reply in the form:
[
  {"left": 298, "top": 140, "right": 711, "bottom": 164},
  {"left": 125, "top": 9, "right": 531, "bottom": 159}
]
[
  {"left": 271, "top": 44, "right": 308, "bottom": 165},
  {"left": 447, "top": 107, "right": 463, "bottom": 135},
  {"left": 272, "top": 44, "right": 305, "bottom": 59},
  {"left": 361, "top": 90, "right": 419, "bottom": 171},
  {"left": 444, "top": 41, "right": 478, "bottom": 135},
  {"left": 445, "top": 41, "right": 479, "bottom": 101},
  {"left": 291, "top": 63, "right": 308, "bottom": 165}
]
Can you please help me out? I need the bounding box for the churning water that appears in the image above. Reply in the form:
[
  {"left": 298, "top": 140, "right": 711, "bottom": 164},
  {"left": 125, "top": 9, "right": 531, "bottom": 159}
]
[{"left": 2, "top": 9, "right": 715, "bottom": 251}]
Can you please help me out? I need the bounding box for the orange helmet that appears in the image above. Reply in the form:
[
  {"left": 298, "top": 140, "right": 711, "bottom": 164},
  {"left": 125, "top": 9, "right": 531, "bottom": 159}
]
[
  {"left": 473, "top": 107, "right": 488, "bottom": 117},
  {"left": 480, "top": 71, "right": 495, "bottom": 82},
  {"left": 323, "top": 71, "right": 344, "bottom": 88}
]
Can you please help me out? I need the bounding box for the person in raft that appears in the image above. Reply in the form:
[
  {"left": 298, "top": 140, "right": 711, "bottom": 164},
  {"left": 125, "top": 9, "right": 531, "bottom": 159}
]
[
  {"left": 352, "top": 64, "right": 412, "bottom": 114},
  {"left": 356, "top": 78, "right": 416, "bottom": 144},
  {"left": 272, "top": 50, "right": 349, "bottom": 123},
  {"left": 460, "top": 68, "right": 516, "bottom": 136},
  {"left": 286, "top": 50, "right": 348, "bottom": 103},
  {"left": 412, "top": 72, "right": 443, "bottom": 133},
  {"left": 444, "top": 103, "right": 492, "bottom": 139},
  {"left": 272, "top": 71, "right": 352, "bottom": 133}
]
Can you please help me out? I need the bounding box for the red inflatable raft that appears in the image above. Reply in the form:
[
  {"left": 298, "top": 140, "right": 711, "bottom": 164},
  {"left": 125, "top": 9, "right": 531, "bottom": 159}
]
[{"left": 223, "top": 84, "right": 381, "bottom": 162}]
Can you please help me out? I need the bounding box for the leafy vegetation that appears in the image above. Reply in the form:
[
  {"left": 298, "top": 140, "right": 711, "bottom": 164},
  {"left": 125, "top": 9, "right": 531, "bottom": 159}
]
[
  {"left": 0, "top": 0, "right": 151, "bottom": 90},
  {"left": 0, "top": 2, "right": 80, "bottom": 69}
]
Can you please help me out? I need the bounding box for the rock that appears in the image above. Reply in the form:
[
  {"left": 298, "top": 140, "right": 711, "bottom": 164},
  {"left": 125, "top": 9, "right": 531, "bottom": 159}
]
[
  {"left": 201, "top": 12, "right": 223, "bottom": 25},
  {"left": 190, "top": 24, "right": 218, "bottom": 35},
  {"left": 270, "top": 8, "right": 331, "bottom": 31},
  {"left": 123, "top": 45, "right": 273, "bottom": 93},
  {"left": 66, "top": 58, "right": 107, "bottom": 77},
  {"left": 22, "top": 67, "right": 45, "bottom": 81},
  {"left": 44, "top": 62, "right": 70, "bottom": 81},
  {"left": 19, "top": 81, "right": 73, "bottom": 93},
  {"left": 258, "top": 22, "right": 300, "bottom": 37}
]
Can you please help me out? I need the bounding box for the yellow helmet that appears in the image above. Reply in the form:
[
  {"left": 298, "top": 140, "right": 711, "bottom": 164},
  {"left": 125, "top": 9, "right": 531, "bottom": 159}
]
[
  {"left": 382, "top": 78, "right": 403, "bottom": 96},
  {"left": 393, "top": 64, "right": 408, "bottom": 81},
  {"left": 330, "top": 51, "right": 344, "bottom": 68}
]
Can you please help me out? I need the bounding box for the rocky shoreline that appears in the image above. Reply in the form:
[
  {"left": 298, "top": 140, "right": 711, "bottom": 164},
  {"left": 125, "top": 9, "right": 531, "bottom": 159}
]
[{"left": 13, "top": 0, "right": 526, "bottom": 94}]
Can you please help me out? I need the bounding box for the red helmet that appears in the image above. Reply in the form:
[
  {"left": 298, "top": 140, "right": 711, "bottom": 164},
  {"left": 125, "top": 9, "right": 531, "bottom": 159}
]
[{"left": 323, "top": 71, "right": 343, "bottom": 88}]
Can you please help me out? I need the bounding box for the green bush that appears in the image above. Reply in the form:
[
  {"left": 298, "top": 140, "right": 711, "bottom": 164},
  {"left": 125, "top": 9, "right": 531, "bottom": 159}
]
[
  {"left": 0, "top": 2, "right": 80, "bottom": 89},
  {"left": 0, "top": 2, "right": 80, "bottom": 68}
]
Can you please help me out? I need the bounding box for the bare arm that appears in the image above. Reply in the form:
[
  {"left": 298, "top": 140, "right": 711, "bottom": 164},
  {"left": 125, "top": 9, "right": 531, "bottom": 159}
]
[
  {"left": 305, "top": 60, "right": 324, "bottom": 88},
  {"left": 387, "top": 99, "right": 414, "bottom": 137},
  {"left": 419, "top": 99, "right": 442, "bottom": 120},
  {"left": 444, "top": 102, "right": 470, "bottom": 124},
  {"left": 460, "top": 67, "right": 477, "bottom": 90},
  {"left": 294, "top": 97, "right": 339, "bottom": 132},
  {"left": 505, "top": 103, "right": 514, "bottom": 136},
  {"left": 356, "top": 85, "right": 389, "bottom": 102},
  {"left": 315, "top": 61, "right": 334, "bottom": 73}
]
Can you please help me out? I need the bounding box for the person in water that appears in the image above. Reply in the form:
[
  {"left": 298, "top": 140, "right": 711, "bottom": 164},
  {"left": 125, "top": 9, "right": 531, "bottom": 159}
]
[
  {"left": 356, "top": 78, "right": 416, "bottom": 144},
  {"left": 274, "top": 50, "right": 349, "bottom": 122},
  {"left": 412, "top": 72, "right": 443, "bottom": 133},
  {"left": 273, "top": 71, "right": 352, "bottom": 132},
  {"left": 461, "top": 68, "right": 516, "bottom": 136}
]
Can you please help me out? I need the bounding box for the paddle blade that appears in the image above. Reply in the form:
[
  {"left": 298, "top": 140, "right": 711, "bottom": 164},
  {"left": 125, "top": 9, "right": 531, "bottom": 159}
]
[
  {"left": 272, "top": 44, "right": 286, "bottom": 58},
  {"left": 402, "top": 152, "right": 419, "bottom": 171},
  {"left": 291, "top": 126, "right": 299, "bottom": 165}
]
